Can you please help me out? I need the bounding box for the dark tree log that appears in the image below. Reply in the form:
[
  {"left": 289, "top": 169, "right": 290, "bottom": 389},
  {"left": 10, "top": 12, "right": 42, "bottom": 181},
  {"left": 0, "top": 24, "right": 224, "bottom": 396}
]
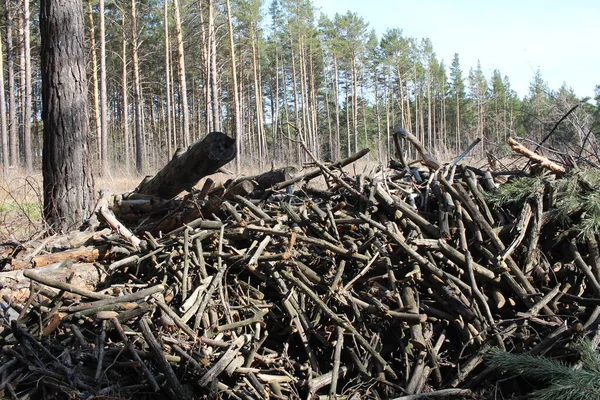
[
  {"left": 40, "top": 0, "right": 95, "bottom": 232},
  {"left": 136, "top": 131, "right": 236, "bottom": 199},
  {"left": 234, "top": 166, "right": 298, "bottom": 190}
]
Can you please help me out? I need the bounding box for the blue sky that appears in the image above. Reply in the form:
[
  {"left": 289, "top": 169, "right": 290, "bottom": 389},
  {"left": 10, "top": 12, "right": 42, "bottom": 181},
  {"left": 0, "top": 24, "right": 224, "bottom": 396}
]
[{"left": 311, "top": 0, "right": 599, "bottom": 100}]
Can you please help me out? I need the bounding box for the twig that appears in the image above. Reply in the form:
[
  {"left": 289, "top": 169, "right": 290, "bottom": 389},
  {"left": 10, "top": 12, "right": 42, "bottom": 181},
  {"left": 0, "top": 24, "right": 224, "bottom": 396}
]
[{"left": 139, "top": 316, "right": 188, "bottom": 399}]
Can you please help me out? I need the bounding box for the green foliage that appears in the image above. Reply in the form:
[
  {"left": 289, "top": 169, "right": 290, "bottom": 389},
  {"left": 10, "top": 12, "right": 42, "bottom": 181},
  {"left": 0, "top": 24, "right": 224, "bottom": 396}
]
[
  {"left": 487, "top": 168, "right": 600, "bottom": 238},
  {"left": 552, "top": 168, "right": 600, "bottom": 238},
  {"left": 485, "top": 176, "right": 544, "bottom": 207},
  {"left": 486, "top": 339, "right": 600, "bottom": 400}
]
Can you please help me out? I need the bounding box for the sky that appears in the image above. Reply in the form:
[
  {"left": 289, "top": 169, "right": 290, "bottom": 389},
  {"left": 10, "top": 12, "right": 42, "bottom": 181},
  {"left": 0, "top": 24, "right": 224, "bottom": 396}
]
[{"left": 310, "top": 0, "right": 599, "bottom": 100}]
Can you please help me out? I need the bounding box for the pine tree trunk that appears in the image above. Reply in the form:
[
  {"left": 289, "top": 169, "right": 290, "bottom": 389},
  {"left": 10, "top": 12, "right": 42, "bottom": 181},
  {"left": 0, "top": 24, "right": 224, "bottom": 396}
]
[
  {"left": 22, "top": 0, "right": 32, "bottom": 171},
  {"left": 225, "top": 0, "right": 241, "bottom": 172},
  {"left": 333, "top": 56, "right": 341, "bottom": 160},
  {"left": 164, "top": 0, "right": 173, "bottom": 158},
  {"left": 209, "top": 0, "right": 221, "bottom": 133},
  {"left": 5, "top": 0, "right": 17, "bottom": 168},
  {"left": 87, "top": 0, "right": 101, "bottom": 163},
  {"left": 99, "top": 0, "right": 108, "bottom": 173},
  {"left": 131, "top": 0, "right": 143, "bottom": 173},
  {"left": 251, "top": 25, "right": 264, "bottom": 169},
  {"left": 173, "top": 0, "right": 190, "bottom": 147},
  {"left": 41, "top": 0, "right": 95, "bottom": 232},
  {"left": 351, "top": 55, "right": 358, "bottom": 156},
  {"left": 121, "top": 10, "right": 130, "bottom": 169},
  {"left": 0, "top": 28, "right": 8, "bottom": 173}
]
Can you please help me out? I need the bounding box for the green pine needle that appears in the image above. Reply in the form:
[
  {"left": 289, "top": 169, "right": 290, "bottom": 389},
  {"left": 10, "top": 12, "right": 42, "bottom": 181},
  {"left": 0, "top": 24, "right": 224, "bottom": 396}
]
[{"left": 486, "top": 339, "right": 600, "bottom": 400}]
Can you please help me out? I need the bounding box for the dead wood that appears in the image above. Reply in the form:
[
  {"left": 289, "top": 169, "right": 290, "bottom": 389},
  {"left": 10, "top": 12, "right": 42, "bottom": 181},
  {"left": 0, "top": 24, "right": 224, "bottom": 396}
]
[
  {"left": 136, "top": 131, "right": 236, "bottom": 199},
  {"left": 2, "top": 137, "right": 599, "bottom": 400}
]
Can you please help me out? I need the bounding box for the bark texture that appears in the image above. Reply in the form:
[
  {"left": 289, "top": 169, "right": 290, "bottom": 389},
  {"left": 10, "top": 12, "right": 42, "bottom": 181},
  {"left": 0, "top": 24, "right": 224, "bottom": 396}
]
[
  {"left": 136, "top": 131, "right": 235, "bottom": 199},
  {"left": 41, "top": 0, "right": 95, "bottom": 232}
]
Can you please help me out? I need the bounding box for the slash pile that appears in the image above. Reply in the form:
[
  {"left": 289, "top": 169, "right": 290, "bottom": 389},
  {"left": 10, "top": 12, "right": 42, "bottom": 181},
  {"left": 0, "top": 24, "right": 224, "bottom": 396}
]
[{"left": 1, "top": 135, "right": 600, "bottom": 399}]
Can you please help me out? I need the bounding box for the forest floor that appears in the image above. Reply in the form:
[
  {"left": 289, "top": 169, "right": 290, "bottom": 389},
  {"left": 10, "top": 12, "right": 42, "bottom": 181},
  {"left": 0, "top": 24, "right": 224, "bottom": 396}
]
[
  {"left": 0, "top": 159, "right": 387, "bottom": 241},
  {"left": 0, "top": 169, "right": 143, "bottom": 241}
]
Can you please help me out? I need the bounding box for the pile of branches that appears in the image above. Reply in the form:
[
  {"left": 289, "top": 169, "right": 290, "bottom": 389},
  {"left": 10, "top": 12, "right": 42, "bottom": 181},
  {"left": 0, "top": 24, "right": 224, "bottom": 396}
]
[{"left": 1, "top": 130, "right": 600, "bottom": 399}]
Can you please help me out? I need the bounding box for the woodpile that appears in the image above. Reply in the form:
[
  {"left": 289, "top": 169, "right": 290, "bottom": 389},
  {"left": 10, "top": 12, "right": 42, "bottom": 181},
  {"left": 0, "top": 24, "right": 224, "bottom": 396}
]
[{"left": 1, "top": 132, "right": 599, "bottom": 399}]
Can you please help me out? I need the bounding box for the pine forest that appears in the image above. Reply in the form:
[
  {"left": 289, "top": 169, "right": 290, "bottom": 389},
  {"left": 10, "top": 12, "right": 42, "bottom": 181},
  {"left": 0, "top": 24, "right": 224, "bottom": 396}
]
[{"left": 0, "top": 0, "right": 598, "bottom": 175}]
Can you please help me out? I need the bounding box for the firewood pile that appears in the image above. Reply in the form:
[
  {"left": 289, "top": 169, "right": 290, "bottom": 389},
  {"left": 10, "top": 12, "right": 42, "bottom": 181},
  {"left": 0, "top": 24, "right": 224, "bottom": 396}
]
[{"left": 1, "top": 131, "right": 600, "bottom": 399}]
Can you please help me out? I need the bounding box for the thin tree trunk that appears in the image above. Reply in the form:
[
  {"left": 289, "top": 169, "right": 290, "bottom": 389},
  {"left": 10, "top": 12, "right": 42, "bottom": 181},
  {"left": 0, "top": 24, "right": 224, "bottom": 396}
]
[
  {"left": 345, "top": 70, "right": 350, "bottom": 157},
  {"left": 5, "top": 0, "right": 17, "bottom": 168},
  {"left": 99, "top": 0, "right": 108, "bottom": 173},
  {"left": 0, "top": 28, "right": 8, "bottom": 173},
  {"left": 121, "top": 10, "right": 130, "bottom": 169},
  {"left": 351, "top": 54, "right": 358, "bottom": 156},
  {"left": 23, "top": 0, "right": 32, "bottom": 170},
  {"left": 226, "top": 0, "right": 240, "bottom": 171},
  {"left": 131, "top": 0, "right": 143, "bottom": 173},
  {"left": 87, "top": 0, "right": 101, "bottom": 163},
  {"left": 173, "top": 0, "right": 190, "bottom": 146},
  {"left": 208, "top": 0, "right": 220, "bottom": 133},
  {"left": 333, "top": 56, "right": 340, "bottom": 159},
  {"left": 164, "top": 0, "right": 173, "bottom": 157},
  {"left": 251, "top": 24, "right": 264, "bottom": 169}
]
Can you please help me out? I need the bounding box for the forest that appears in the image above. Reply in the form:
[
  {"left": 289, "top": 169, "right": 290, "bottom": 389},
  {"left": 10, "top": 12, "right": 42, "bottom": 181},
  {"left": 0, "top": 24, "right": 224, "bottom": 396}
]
[{"left": 0, "top": 0, "right": 599, "bottom": 175}]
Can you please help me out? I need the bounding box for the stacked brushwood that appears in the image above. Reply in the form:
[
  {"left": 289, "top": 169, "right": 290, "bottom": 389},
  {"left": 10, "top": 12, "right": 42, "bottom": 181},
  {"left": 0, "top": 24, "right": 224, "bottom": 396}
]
[{"left": 2, "top": 131, "right": 600, "bottom": 399}]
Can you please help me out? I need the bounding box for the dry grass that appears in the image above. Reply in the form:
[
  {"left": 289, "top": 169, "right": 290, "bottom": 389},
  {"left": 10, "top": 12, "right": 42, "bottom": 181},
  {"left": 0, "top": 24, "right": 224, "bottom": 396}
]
[{"left": 0, "top": 168, "right": 147, "bottom": 242}]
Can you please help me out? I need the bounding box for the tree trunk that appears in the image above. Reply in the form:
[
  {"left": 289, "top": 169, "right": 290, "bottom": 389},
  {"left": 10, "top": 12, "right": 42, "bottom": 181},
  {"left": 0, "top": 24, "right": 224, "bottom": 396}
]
[
  {"left": 135, "top": 131, "right": 235, "bottom": 199},
  {"left": 121, "top": 9, "right": 130, "bottom": 169},
  {"left": 173, "top": 0, "right": 190, "bottom": 147},
  {"left": 41, "top": 0, "right": 95, "bottom": 232},
  {"left": 164, "top": 0, "right": 173, "bottom": 158},
  {"left": 208, "top": 0, "right": 220, "bottom": 133},
  {"left": 131, "top": 0, "right": 143, "bottom": 173},
  {"left": 0, "top": 28, "right": 8, "bottom": 173},
  {"left": 87, "top": 0, "right": 101, "bottom": 163},
  {"left": 5, "top": 0, "right": 17, "bottom": 168},
  {"left": 351, "top": 54, "right": 358, "bottom": 156},
  {"left": 23, "top": 0, "right": 32, "bottom": 171},
  {"left": 99, "top": 0, "right": 108, "bottom": 173},
  {"left": 225, "top": 0, "right": 241, "bottom": 172}
]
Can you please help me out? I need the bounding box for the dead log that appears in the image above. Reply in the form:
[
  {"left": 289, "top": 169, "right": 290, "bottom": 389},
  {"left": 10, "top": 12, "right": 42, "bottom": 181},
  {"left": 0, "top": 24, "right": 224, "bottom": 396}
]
[
  {"left": 136, "top": 131, "right": 236, "bottom": 199},
  {"left": 233, "top": 166, "right": 298, "bottom": 190}
]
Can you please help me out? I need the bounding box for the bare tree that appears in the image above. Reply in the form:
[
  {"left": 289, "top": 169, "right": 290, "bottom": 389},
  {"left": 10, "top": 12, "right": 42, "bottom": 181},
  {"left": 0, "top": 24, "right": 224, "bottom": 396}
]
[
  {"left": 99, "top": 0, "right": 108, "bottom": 173},
  {"left": 23, "top": 0, "right": 32, "bottom": 170},
  {"left": 173, "top": 0, "right": 190, "bottom": 146},
  {"left": 0, "top": 28, "right": 8, "bottom": 172},
  {"left": 131, "top": 0, "right": 144, "bottom": 172},
  {"left": 5, "top": 0, "right": 17, "bottom": 167},
  {"left": 87, "top": 0, "right": 101, "bottom": 162}
]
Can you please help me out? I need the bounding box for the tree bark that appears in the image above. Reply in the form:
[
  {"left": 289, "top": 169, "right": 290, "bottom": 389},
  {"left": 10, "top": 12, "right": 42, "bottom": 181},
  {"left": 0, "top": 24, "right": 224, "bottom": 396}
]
[
  {"left": 87, "top": 0, "right": 101, "bottom": 163},
  {"left": 99, "top": 0, "right": 108, "bottom": 173},
  {"left": 131, "top": 0, "right": 143, "bottom": 173},
  {"left": 5, "top": 0, "right": 17, "bottom": 168},
  {"left": 225, "top": 0, "right": 241, "bottom": 172},
  {"left": 23, "top": 0, "right": 32, "bottom": 171},
  {"left": 121, "top": 8, "right": 130, "bottom": 168},
  {"left": 41, "top": 0, "right": 95, "bottom": 232},
  {"left": 164, "top": 0, "right": 173, "bottom": 158},
  {"left": 173, "top": 0, "right": 190, "bottom": 147},
  {"left": 136, "top": 131, "right": 235, "bottom": 199},
  {"left": 0, "top": 27, "right": 8, "bottom": 173},
  {"left": 208, "top": 0, "right": 221, "bottom": 133}
]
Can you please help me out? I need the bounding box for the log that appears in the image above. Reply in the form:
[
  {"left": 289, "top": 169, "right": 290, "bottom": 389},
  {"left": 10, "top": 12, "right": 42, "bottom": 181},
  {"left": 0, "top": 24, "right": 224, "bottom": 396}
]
[
  {"left": 234, "top": 167, "right": 298, "bottom": 190},
  {"left": 136, "top": 131, "right": 236, "bottom": 199}
]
